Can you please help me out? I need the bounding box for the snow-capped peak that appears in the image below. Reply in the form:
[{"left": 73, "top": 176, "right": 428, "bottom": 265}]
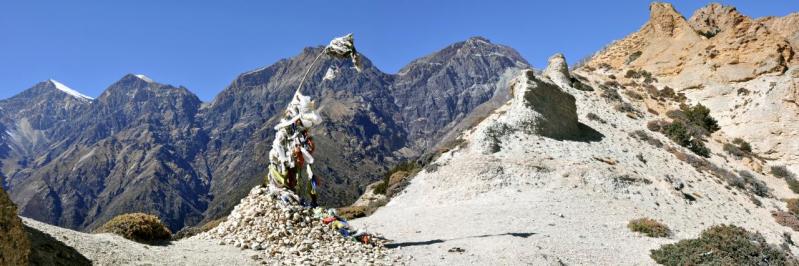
[
  {"left": 48, "top": 79, "right": 94, "bottom": 100},
  {"left": 134, "top": 74, "right": 154, "bottom": 83}
]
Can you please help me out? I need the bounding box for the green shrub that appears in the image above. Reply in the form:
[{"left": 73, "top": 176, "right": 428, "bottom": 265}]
[
  {"left": 373, "top": 180, "right": 388, "bottom": 195},
  {"left": 725, "top": 138, "right": 753, "bottom": 158},
  {"left": 625, "top": 69, "right": 642, "bottom": 79},
  {"left": 650, "top": 225, "right": 794, "bottom": 265},
  {"left": 772, "top": 165, "right": 795, "bottom": 179},
  {"left": 626, "top": 51, "right": 642, "bottom": 64},
  {"left": 662, "top": 122, "right": 710, "bottom": 157},
  {"left": 629, "top": 130, "right": 663, "bottom": 148},
  {"left": 95, "top": 213, "right": 172, "bottom": 244},
  {"left": 599, "top": 85, "right": 622, "bottom": 102},
  {"left": 628, "top": 218, "right": 670, "bottom": 237},
  {"left": 732, "top": 138, "right": 752, "bottom": 153},
  {"left": 586, "top": 113, "right": 606, "bottom": 124},
  {"left": 655, "top": 104, "right": 720, "bottom": 158},
  {"left": 680, "top": 103, "right": 720, "bottom": 134},
  {"left": 787, "top": 177, "right": 799, "bottom": 195},
  {"left": 737, "top": 170, "right": 769, "bottom": 197},
  {"left": 723, "top": 143, "right": 745, "bottom": 157}
]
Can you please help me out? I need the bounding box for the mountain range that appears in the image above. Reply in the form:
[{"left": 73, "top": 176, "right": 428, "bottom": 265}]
[{"left": 0, "top": 37, "right": 528, "bottom": 232}]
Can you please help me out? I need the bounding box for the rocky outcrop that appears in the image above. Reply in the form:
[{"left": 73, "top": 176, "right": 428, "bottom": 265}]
[
  {"left": 687, "top": 3, "right": 741, "bottom": 37},
  {"left": 760, "top": 12, "right": 799, "bottom": 53},
  {"left": 577, "top": 2, "right": 799, "bottom": 173},
  {"left": 506, "top": 70, "right": 579, "bottom": 138},
  {"left": 0, "top": 186, "right": 29, "bottom": 266},
  {"left": 543, "top": 53, "right": 572, "bottom": 89},
  {"left": 477, "top": 69, "right": 579, "bottom": 153},
  {"left": 585, "top": 2, "right": 795, "bottom": 87}
]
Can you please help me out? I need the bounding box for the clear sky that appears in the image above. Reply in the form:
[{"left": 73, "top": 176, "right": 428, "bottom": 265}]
[{"left": 1, "top": 1, "right": 796, "bottom": 101}]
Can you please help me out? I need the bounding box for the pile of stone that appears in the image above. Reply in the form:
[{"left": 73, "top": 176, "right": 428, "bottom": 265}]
[{"left": 199, "top": 186, "right": 397, "bottom": 265}]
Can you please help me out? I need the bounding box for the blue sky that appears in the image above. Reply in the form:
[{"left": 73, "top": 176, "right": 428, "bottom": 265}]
[{"left": 1, "top": 1, "right": 796, "bottom": 101}]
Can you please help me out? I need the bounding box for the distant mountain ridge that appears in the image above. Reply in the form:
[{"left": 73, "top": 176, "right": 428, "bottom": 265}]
[{"left": 0, "top": 37, "right": 529, "bottom": 231}]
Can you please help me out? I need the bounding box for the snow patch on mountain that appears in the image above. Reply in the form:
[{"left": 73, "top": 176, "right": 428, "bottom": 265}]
[
  {"left": 134, "top": 74, "right": 154, "bottom": 83},
  {"left": 48, "top": 79, "right": 93, "bottom": 100}
]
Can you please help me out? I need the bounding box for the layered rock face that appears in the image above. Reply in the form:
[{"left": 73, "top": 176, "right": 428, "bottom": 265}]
[
  {"left": 759, "top": 13, "right": 799, "bottom": 51},
  {"left": 586, "top": 2, "right": 795, "bottom": 87},
  {"left": 1, "top": 37, "right": 528, "bottom": 232},
  {"left": 0, "top": 186, "right": 30, "bottom": 266},
  {"left": 579, "top": 2, "right": 799, "bottom": 173}
]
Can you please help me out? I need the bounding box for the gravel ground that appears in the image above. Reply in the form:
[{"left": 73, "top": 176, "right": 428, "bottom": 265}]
[{"left": 23, "top": 218, "right": 259, "bottom": 266}]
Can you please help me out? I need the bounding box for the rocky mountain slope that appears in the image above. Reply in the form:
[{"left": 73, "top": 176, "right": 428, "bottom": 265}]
[
  {"left": 349, "top": 3, "right": 799, "bottom": 264},
  {"left": 1, "top": 37, "right": 528, "bottom": 232},
  {"left": 3, "top": 2, "right": 799, "bottom": 265},
  {"left": 581, "top": 2, "right": 799, "bottom": 174},
  {"left": 354, "top": 49, "right": 799, "bottom": 264}
]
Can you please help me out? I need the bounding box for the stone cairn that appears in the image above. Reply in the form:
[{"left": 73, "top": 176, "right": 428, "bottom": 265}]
[
  {"left": 199, "top": 186, "right": 398, "bottom": 265},
  {"left": 200, "top": 34, "right": 401, "bottom": 265}
]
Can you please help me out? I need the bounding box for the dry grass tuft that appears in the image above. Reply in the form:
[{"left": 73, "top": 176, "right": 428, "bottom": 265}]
[
  {"left": 628, "top": 218, "right": 670, "bottom": 238},
  {"left": 95, "top": 213, "right": 172, "bottom": 244}
]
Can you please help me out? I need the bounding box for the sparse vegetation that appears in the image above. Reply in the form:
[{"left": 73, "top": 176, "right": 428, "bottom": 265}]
[
  {"left": 586, "top": 113, "right": 606, "bottom": 124},
  {"left": 652, "top": 104, "right": 720, "bottom": 157},
  {"left": 650, "top": 225, "right": 794, "bottom": 265},
  {"left": 599, "top": 85, "right": 622, "bottom": 102},
  {"left": 788, "top": 178, "right": 799, "bottom": 194},
  {"left": 628, "top": 218, "right": 669, "bottom": 237},
  {"left": 374, "top": 160, "right": 420, "bottom": 195},
  {"left": 626, "top": 51, "right": 642, "bottom": 64},
  {"left": 738, "top": 170, "right": 769, "bottom": 197},
  {"left": 624, "top": 69, "right": 641, "bottom": 79},
  {"left": 697, "top": 30, "right": 718, "bottom": 39},
  {"left": 570, "top": 75, "right": 594, "bottom": 91},
  {"left": 483, "top": 122, "right": 514, "bottom": 153},
  {"left": 95, "top": 213, "right": 172, "bottom": 244},
  {"left": 614, "top": 102, "right": 643, "bottom": 118},
  {"left": 663, "top": 121, "right": 710, "bottom": 157},
  {"left": 788, "top": 199, "right": 799, "bottom": 215},
  {"left": 724, "top": 138, "right": 753, "bottom": 158},
  {"left": 772, "top": 166, "right": 799, "bottom": 194},
  {"left": 629, "top": 130, "right": 663, "bottom": 148},
  {"left": 772, "top": 165, "right": 795, "bottom": 179},
  {"left": 737, "top": 87, "right": 750, "bottom": 96},
  {"left": 623, "top": 90, "right": 644, "bottom": 101},
  {"left": 646, "top": 86, "right": 685, "bottom": 102},
  {"left": 666, "top": 147, "right": 768, "bottom": 197},
  {"left": 773, "top": 211, "right": 799, "bottom": 232}
]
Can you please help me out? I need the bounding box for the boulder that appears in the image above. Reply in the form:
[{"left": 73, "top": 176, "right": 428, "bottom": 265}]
[{"left": 504, "top": 69, "right": 580, "bottom": 139}]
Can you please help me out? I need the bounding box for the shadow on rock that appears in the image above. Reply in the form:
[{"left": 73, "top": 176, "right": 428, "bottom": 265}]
[
  {"left": 551, "top": 122, "right": 604, "bottom": 143},
  {"left": 26, "top": 225, "right": 91, "bottom": 266}
]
